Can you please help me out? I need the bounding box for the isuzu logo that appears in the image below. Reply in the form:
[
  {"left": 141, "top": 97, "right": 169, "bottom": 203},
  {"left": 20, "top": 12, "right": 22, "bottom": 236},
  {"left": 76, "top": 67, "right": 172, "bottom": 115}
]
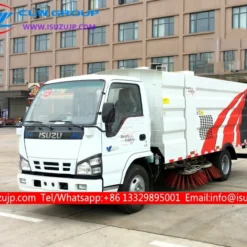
[
  {"left": 39, "top": 132, "right": 63, "bottom": 139},
  {"left": 24, "top": 129, "right": 83, "bottom": 140}
]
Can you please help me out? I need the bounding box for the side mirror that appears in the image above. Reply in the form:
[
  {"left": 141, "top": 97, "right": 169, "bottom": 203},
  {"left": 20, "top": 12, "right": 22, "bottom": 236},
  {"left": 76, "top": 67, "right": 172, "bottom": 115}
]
[{"left": 102, "top": 103, "right": 115, "bottom": 124}]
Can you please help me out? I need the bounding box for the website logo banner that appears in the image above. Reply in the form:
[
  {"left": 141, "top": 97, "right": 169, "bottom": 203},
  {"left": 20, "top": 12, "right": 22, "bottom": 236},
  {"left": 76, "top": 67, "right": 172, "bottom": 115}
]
[{"left": 0, "top": 3, "right": 99, "bottom": 34}]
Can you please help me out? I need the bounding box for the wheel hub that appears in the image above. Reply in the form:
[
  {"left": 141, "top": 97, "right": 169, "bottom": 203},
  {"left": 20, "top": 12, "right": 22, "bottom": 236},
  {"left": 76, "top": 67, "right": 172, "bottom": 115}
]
[
  {"left": 129, "top": 175, "right": 145, "bottom": 192},
  {"left": 222, "top": 155, "right": 230, "bottom": 175}
]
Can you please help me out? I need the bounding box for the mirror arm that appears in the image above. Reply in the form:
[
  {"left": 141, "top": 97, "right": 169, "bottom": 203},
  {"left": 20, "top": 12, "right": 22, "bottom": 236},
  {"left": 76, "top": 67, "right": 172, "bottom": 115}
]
[{"left": 83, "top": 125, "right": 106, "bottom": 133}]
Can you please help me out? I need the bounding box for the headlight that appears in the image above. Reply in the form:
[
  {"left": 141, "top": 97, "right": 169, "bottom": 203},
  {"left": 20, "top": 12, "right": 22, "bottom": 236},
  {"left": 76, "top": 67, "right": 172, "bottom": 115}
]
[
  {"left": 89, "top": 157, "right": 101, "bottom": 166},
  {"left": 76, "top": 154, "right": 102, "bottom": 176},
  {"left": 77, "top": 162, "right": 92, "bottom": 175},
  {"left": 19, "top": 156, "right": 31, "bottom": 171}
]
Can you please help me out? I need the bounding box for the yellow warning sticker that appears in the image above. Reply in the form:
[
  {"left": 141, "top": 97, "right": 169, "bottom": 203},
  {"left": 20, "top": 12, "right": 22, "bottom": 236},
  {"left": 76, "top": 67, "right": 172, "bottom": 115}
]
[
  {"left": 163, "top": 98, "right": 170, "bottom": 104},
  {"left": 198, "top": 110, "right": 204, "bottom": 116}
]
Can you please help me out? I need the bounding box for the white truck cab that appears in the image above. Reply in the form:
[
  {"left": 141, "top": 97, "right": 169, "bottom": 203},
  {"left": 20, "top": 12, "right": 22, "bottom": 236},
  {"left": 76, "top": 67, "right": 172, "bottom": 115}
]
[{"left": 17, "top": 72, "right": 155, "bottom": 213}]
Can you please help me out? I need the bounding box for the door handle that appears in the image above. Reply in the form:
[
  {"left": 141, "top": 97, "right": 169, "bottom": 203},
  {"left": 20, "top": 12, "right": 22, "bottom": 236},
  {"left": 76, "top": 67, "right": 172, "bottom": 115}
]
[{"left": 139, "top": 134, "right": 146, "bottom": 141}]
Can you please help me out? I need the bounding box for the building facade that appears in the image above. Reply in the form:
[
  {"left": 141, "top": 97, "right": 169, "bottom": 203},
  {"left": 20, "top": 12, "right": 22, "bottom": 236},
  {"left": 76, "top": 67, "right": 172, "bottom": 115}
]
[{"left": 1, "top": 0, "right": 247, "bottom": 118}]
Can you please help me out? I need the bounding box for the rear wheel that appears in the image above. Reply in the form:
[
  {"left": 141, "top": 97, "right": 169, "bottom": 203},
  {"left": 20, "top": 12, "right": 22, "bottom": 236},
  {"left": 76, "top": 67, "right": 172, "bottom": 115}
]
[
  {"left": 118, "top": 164, "right": 149, "bottom": 214},
  {"left": 212, "top": 149, "right": 232, "bottom": 181}
]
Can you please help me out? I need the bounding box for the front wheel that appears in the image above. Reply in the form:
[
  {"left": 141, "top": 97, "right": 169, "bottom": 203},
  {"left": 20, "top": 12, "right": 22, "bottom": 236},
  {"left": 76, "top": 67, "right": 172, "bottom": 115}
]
[{"left": 118, "top": 164, "right": 149, "bottom": 214}]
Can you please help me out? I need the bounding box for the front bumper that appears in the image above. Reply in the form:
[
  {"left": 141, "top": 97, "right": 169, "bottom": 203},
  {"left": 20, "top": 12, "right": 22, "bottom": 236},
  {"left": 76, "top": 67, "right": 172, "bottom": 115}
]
[{"left": 17, "top": 173, "right": 103, "bottom": 192}]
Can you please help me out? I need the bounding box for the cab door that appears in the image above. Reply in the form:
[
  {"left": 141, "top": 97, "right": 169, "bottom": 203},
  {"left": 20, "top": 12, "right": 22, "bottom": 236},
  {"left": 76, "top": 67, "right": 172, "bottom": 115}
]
[{"left": 101, "top": 81, "right": 150, "bottom": 188}]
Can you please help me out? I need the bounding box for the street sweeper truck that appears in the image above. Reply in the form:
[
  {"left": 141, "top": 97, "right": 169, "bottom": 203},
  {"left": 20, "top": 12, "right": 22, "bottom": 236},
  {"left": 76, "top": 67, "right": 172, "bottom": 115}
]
[{"left": 16, "top": 67, "right": 247, "bottom": 213}]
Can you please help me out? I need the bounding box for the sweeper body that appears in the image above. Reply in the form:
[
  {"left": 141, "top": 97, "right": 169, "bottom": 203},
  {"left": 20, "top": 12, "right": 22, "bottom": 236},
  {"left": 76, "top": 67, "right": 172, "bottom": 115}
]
[{"left": 17, "top": 68, "right": 247, "bottom": 213}]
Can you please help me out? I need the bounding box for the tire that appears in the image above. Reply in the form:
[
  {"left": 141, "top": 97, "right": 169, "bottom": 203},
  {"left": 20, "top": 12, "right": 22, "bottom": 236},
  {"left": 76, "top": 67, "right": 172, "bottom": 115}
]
[
  {"left": 212, "top": 149, "right": 232, "bottom": 181},
  {"left": 118, "top": 164, "right": 149, "bottom": 214}
]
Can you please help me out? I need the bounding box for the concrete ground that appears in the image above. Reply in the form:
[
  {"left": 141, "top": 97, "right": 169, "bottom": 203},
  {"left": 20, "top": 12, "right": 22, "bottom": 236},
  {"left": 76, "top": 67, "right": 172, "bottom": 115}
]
[{"left": 1, "top": 128, "right": 247, "bottom": 247}]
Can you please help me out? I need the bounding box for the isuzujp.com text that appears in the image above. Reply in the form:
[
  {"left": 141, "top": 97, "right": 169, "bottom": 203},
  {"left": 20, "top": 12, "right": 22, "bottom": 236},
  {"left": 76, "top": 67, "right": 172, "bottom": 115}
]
[{"left": 22, "top": 24, "right": 96, "bottom": 31}]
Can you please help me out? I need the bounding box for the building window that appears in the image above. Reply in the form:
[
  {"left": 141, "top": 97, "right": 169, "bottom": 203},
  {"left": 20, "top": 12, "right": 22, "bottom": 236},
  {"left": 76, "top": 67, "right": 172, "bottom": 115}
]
[
  {"left": 224, "top": 51, "right": 235, "bottom": 71},
  {"left": 233, "top": 6, "right": 247, "bottom": 29},
  {"left": 35, "top": 34, "right": 49, "bottom": 51},
  {"left": 14, "top": 7, "right": 25, "bottom": 23},
  {"left": 118, "top": 59, "right": 138, "bottom": 69},
  {"left": 61, "top": 0, "right": 77, "bottom": 11},
  {"left": 88, "top": 62, "right": 105, "bottom": 74},
  {"left": 60, "top": 65, "right": 76, "bottom": 77},
  {"left": 0, "top": 40, "right": 3, "bottom": 54},
  {"left": 119, "top": 22, "right": 138, "bottom": 41},
  {"left": 190, "top": 11, "right": 214, "bottom": 33},
  {"left": 152, "top": 17, "right": 174, "bottom": 37},
  {"left": 34, "top": 2, "right": 50, "bottom": 18},
  {"left": 35, "top": 67, "right": 49, "bottom": 82},
  {"left": 0, "top": 70, "right": 3, "bottom": 84},
  {"left": 88, "top": 26, "right": 106, "bottom": 45},
  {"left": 119, "top": 0, "right": 138, "bottom": 4},
  {"left": 13, "top": 69, "right": 25, "bottom": 84},
  {"left": 189, "top": 53, "right": 214, "bottom": 74},
  {"left": 13, "top": 38, "right": 25, "bottom": 53},
  {"left": 89, "top": 0, "right": 106, "bottom": 9},
  {"left": 152, "top": 57, "right": 174, "bottom": 71},
  {"left": 61, "top": 31, "right": 76, "bottom": 48}
]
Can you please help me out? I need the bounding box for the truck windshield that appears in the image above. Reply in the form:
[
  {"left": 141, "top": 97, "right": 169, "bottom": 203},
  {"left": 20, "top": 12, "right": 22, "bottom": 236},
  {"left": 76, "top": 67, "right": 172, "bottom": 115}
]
[{"left": 24, "top": 80, "right": 105, "bottom": 125}]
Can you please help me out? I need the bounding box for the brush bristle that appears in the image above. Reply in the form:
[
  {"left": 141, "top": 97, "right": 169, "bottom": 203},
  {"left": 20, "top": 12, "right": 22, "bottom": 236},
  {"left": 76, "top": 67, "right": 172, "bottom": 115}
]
[
  {"left": 202, "top": 166, "right": 222, "bottom": 180},
  {"left": 164, "top": 170, "right": 208, "bottom": 190}
]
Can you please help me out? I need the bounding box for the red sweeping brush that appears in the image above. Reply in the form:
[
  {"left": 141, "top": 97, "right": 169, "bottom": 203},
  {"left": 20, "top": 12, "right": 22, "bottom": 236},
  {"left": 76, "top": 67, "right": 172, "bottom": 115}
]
[
  {"left": 201, "top": 162, "right": 222, "bottom": 181},
  {"left": 164, "top": 167, "right": 209, "bottom": 191}
]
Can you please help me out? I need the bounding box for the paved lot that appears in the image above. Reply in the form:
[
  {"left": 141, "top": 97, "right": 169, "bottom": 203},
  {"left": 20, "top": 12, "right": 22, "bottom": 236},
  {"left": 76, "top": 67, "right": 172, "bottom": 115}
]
[{"left": 1, "top": 128, "right": 247, "bottom": 247}]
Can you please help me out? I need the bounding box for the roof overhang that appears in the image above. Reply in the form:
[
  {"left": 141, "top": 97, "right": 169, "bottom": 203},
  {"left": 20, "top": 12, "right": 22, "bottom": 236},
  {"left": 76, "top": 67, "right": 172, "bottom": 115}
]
[{"left": 0, "top": 90, "right": 29, "bottom": 98}]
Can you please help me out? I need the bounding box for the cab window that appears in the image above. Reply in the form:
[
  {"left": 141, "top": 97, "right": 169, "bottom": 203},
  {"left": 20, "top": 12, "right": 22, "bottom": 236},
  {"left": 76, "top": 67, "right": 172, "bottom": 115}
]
[{"left": 106, "top": 83, "right": 143, "bottom": 136}]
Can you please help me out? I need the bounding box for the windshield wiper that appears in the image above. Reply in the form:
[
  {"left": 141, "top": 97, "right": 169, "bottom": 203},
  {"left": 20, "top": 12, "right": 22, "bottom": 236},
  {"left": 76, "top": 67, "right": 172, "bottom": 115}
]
[
  {"left": 24, "top": 121, "right": 53, "bottom": 130},
  {"left": 49, "top": 120, "right": 106, "bottom": 132},
  {"left": 48, "top": 120, "right": 105, "bottom": 132},
  {"left": 49, "top": 120, "right": 83, "bottom": 130}
]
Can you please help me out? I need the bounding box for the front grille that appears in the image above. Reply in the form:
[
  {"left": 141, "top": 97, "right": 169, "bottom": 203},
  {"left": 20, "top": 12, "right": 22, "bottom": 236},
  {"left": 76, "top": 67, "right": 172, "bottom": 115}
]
[
  {"left": 44, "top": 162, "right": 59, "bottom": 171},
  {"left": 34, "top": 161, "right": 41, "bottom": 170},
  {"left": 32, "top": 160, "right": 72, "bottom": 173},
  {"left": 63, "top": 163, "right": 71, "bottom": 172}
]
